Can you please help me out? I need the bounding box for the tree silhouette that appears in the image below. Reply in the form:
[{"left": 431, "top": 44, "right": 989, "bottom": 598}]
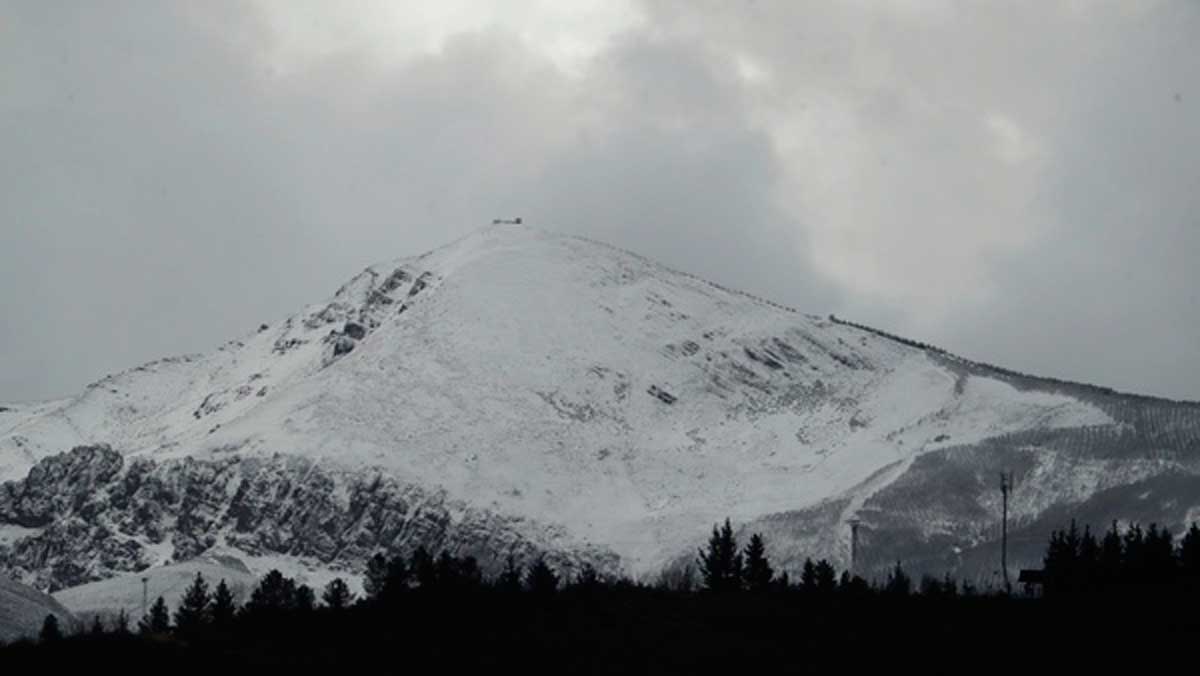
[
  {"left": 743, "top": 533, "right": 774, "bottom": 592},
  {"left": 497, "top": 555, "right": 523, "bottom": 593},
  {"left": 364, "top": 553, "right": 389, "bottom": 601},
  {"left": 173, "top": 572, "right": 212, "bottom": 634},
  {"left": 525, "top": 558, "right": 559, "bottom": 595},
  {"left": 571, "top": 563, "right": 603, "bottom": 594},
  {"left": 39, "top": 614, "right": 62, "bottom": 643},
  {"left": 295, "top": 584, "right": 316, "bottom": 612},
  {"left": 322, "top": 578, "right": 355, "bottom": 610},
  {"left": 246, "top": 570, "right": 298, "bottom": 613},
  {"left": 814, "top": 560, "right": 838, "bottom": 594},
  {"left": 211, "top": 579, "right": 237, "bottom": 627},
  {"left": 884, "top": 561, "right": 911, "bottom": 597},
  {"left": 698, "top": 518, "right": 743, "bottom": 592},
  {"left": 799, "top": 558, "right": 818, "bottom": 594},
  {"left": 412, "top": 547, "right": 437, "bottom": 591},
  {"left": 114, "top": 609, "right": 131, "bottom": 635},
  {"left": 1180, "top": 523, "right": 1200, "bottom": 577},
  {"left": 139, "top": 596, "right": 171, "bottom": 634}
]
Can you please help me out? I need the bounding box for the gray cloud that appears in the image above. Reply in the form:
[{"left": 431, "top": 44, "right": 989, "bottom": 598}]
[{"left": 1, "top": 1, "right": 1197, "bottom": 401}]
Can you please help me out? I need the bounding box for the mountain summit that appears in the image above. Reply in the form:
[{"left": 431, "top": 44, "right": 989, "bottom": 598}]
[{"left": 3, "top": 225, "right": 1199, "bottom": 592}]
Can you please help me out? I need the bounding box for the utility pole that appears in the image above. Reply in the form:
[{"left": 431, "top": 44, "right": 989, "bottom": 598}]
[
  {"left": 849, "top": 518, "right": 861, "bottom": 578},
  {"left": 1000, "top": 472, "right": 1012, "bottom": 595}
]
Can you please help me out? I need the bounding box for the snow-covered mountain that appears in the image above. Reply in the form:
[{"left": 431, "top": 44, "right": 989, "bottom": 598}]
[{"left": 2, "top": 225, "right": 1199, "bottom": 592}]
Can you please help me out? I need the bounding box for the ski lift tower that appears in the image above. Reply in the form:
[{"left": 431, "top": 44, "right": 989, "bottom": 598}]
[{"left": 849, "top": 518, "right": 862, "bottom": 578}]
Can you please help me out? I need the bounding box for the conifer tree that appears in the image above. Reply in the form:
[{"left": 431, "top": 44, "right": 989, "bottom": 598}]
[
  {"left": 1144, "top": 523, "right": 1177, "bottom": 582},
  {"left": 90, "top": 614, "right": 105, "bottom": 636},
  {"left": 697, "top": 518, "right": 743, "bottom": 592},
  {"left": 384, "top": 554, "right": 411, "bottom": 599},
  {"left": 743, "top": 533, "right": 774, "bottom": 592},
  {"left": 1180, "top": 523, "right": 1200, "bottom": 576},
  {"left": 799, "top": 558, "right": 818, "bottom": 594},
  {"left": 1122, "top": 523, "right": 1146, "bottom": 583},
  {"left": 139, "top": 596, "right": 171, "bottom": 634},
  {"left": 114, "top": 609, "right": 131, "bottom": 635},
  {"left": 1100, "top": 521, "right": 1123, "bottom": 586},
  {"left": 525, "top": 557, "right": 559, "bottom": 595},
  {"left": 295, "top": 584, "right": 316, "bottom": 612},
  {"left": 572, "top": 563, "right": 602, "bottom": 593},
  {"left": 173, "top": 572, "right": 212, "bottom": 634},
  {"left": 39, "top": 614, "right": 62, "bottom": 643},
  {"left": 363, "top": 553, "right": 389, "bottom": 601},
  {"left": 246, "top": 570, "right": 298, "bottom": 613},
  {"left": 322, "top": 577, "right": 355, "bottom": 610},
  {"left": 814, "top": 559, "right": 838, "bottom": 594},
  {"left": 497, "top": 555, "right": 524, "bottom": 593},
  {"left": 412, "top": 547, "right": 438, "bottom": 591},
  {"left": 458, "top": 555, "right": 483, "bottom": 590},
  {"left": 884, "top": 561, "right": 911, "bottom": 597},
  {"left": 211, "top": 579, "right": 237, "bottom": 627}
]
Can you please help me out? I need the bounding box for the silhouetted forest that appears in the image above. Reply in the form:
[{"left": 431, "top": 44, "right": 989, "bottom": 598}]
[{"left": 4, "top": 518, "right": 1200, "bottom": 673}]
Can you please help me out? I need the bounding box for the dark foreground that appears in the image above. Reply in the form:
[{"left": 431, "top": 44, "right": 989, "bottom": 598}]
[{"left": 3, "top": 591, "right": 1198, "bottom": 674}]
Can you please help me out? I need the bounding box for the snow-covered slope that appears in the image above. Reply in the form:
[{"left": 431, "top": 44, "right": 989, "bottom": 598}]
[
  {"left": 2, "top": 225, "right": 1198, "bottom": 591},
  {"left": 52, "top": 555, "right": 257, "bottom": 627},
  {"left": 0, "top": 574, "right": 73, "bottom": 642}
]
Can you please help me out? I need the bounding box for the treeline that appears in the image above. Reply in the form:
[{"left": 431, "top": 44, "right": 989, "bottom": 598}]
[
  {"left": 1041, "top": 520, "right": 1200, "bottom": 596},
  {"left": 8, "top": 518, "right": 1200, "bottom": 671}
]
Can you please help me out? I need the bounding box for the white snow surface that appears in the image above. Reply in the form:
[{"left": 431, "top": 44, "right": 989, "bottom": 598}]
[
  {"left": 0, "top": 226, "right": 1114, "bottom": 574},
  {"left": 52, "top": 555, "right": 258, "bottom": 623}
]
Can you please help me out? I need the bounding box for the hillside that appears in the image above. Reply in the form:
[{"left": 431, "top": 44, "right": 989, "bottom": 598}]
[{"left": 2, "top": 225, "right": 1198, "bottom": 592}]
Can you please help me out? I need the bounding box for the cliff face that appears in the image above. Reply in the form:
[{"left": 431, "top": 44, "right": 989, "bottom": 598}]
[{"left": 0, "top": 445, "right": 617, "bottom": 591}]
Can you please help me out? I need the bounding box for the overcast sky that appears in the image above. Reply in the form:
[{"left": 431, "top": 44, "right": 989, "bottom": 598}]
[{"left": 2, "top": 0, "right": 1198, "bottom": 402}]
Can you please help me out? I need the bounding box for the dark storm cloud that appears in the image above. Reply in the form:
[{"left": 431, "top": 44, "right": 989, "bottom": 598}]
[{"left": 1, "top": 1, "right": 1197, "bottom": 401}]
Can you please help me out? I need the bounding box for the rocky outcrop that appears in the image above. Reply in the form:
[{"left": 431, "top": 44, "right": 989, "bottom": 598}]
[{"left": 0, "top": 446, "right": 620, "bottom": 591}]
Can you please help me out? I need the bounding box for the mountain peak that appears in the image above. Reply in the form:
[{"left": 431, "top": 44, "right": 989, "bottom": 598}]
[{"left": 4, "top": 228, "right": 1198, "bottom": 593}]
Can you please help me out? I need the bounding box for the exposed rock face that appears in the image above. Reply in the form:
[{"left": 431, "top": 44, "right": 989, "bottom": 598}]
[{"left": 0, "top": 445, "right": 618, "bottom": 591}]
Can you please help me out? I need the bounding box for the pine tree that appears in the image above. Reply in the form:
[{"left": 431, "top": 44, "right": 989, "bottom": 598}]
[
  {"left": 814, "top": 559, "right": 838, "bottom": 594},
  {"left": 384, "top": 554, "right": 410, "bottom": 599},
  {"left": 1078, "top": 526, "right": 1101, "bottom": 593},
  {"left": 139, "top": 596, "right": 171, "bottom": 634},
  {"left": 496, "top": 555, "right": 524, "bottom": 593},
  {"left": 525, "top": 557, "right": 559, "bottom": 595},
  {"left": 884, "top": 561, "right": 911, "bottom": 597},
  {"left": 1099, "top": 521, "right": 1123, "bottom": 587},
  {"left": 1122, "top": 523, "right": 1146, "bottom": 583},
  {"left": 39, "top": 614, "right": 62, "bottom": 643},
  {"left": 295, "top": 584, "right": 316, "bottom": 612},
  {"left": 1144, "top": 523, "right": 1177, "bottom": 583},
  {"left": 173, "top": 572, "right": 212, "bottom": 634},
  {"left": 363, "top": 553, "right": 389, "bottom": 601},
  {"left": 114, "top": 609, "right": 131, "bottom": 635},
  {"left": 697, "top": 518, "right": 743, "bottom": 593},
  {"left": 90, "top": 614, "right": 105, "bottom": 636},
  {"left": 572, "top": 563, "right": 602, "bottom": 593},
  {"left": 246, "top": 570, "right": 298, "bottom": 614},
  {"left": 743, "top": 533, "right": 774, "bottom": 592},
  {"left": 211, "top": 579, "right": 237, "bottom": 627},
  {"left": 412, "top": 547, "right": 438, "bottom": 591},
  {"left": 799, "top": 558, "right": 818, "bottom": 594},
  {"left": 458, "top": 556, "right": 483, "bottom": 590},
  {"left": 322, "top": 577, "right": 355, "bottom": 610},
  {"left": 1180, "top": 523, "right": 1200, "bottom": 577}
]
